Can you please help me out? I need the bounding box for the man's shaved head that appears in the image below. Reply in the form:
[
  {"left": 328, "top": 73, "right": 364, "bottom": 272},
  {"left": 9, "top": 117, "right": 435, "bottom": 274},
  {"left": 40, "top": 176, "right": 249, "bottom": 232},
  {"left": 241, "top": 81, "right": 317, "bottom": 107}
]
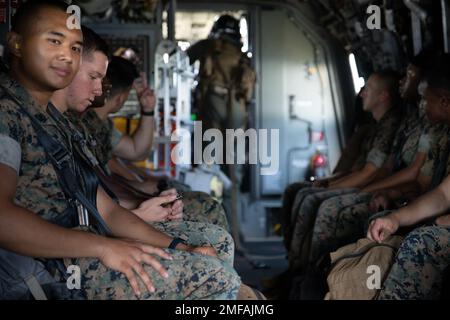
[
  {"left": 372, "top": 70, "right": 401, "bottom": 102},
  {"left": 11, "top": 0, "right": 70, "bottom": 35}
]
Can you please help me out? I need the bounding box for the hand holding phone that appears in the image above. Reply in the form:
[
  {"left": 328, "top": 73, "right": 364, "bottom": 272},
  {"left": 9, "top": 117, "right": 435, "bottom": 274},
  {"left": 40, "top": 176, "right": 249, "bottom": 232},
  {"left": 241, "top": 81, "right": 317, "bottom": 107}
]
[{"left": 161, "top": 194, "right": 183, "bottom": 208}]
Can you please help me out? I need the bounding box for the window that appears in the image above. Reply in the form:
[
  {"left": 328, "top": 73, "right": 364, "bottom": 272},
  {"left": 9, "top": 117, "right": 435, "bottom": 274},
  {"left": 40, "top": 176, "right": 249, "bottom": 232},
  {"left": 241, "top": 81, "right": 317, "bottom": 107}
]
[{"left": 349, "top": 53, "right": 365, "bottom": 94}]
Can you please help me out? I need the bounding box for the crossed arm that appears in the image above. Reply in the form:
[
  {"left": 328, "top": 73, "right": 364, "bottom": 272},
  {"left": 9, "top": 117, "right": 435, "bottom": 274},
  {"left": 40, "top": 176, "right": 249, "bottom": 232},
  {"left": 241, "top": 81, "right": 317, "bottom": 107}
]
[
  {"left": 329, "top": 162, "right": 380, "bottom": 189},
  {"left": 362, "top": 152, "right": 426, "bottom": 193},
  {"left": 0, "top": 163, "right": 211, "bottom": 296}
]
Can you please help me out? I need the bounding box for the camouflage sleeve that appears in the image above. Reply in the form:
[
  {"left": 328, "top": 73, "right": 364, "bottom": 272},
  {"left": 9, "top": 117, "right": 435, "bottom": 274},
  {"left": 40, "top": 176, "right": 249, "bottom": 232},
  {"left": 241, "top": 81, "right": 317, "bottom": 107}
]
[
  {"left": 420, "top": 126, "right": 447, "bottom": 177},
  {"left": 0, "top": 107, "right": 24, "bottom": 174},
  {"left": 0, "top": 135, "right": 21, "bottom": 174},
  {"left": 110, "top": 126, "right": 123, "bottom": 149},
  {"left": 366, "top": 117, "right": 399, "bottom": 168}
]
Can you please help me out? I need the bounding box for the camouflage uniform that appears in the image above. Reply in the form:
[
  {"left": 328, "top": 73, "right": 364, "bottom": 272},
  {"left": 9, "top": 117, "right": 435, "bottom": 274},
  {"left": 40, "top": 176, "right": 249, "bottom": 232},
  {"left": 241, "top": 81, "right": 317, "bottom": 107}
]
[
  {"left": 0, "top": 73, "right": 240, "bottom": 300},
  {"left": 378, "top": 225, "right": 450, "bottom": 300},
  {"left": 308, "top": 108, "right": 448, "bottom": 266},
  {"left": 287, "top": 107, "right": 401, "bottom": 272},
  {"left": 182, "top": 191, "right": 230, "bottom": 231},
  {"left": 288, "top": 187, "right": 357, "bottom": 271},
  {"left": 68, "top": 109, "right": 229, "bottom": 230},
  {"left": 377, "top": 127, "right": 450, "bottom": 299},
  {"left": 280, "top": 123, "right": 375, "bottom": 250},
  {"left": 152, "top": 220, "right": 233, "bottom": 265}
]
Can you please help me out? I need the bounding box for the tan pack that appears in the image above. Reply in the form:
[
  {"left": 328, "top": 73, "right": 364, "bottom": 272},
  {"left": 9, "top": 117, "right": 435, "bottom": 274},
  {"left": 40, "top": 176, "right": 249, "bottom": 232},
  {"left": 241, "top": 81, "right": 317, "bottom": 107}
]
[{"left": 325, "top": 236, "right": 403, "bottom": 300}]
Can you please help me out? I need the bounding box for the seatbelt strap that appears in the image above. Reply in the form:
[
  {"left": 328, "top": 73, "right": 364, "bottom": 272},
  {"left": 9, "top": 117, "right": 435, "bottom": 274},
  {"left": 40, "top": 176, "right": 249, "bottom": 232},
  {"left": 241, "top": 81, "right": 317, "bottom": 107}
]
[
  {"left": 24, "top": 275, "right": 48, "bottom": 300},
  {"left": 47, "top": 104, "right": 155, "bottom": 201}
]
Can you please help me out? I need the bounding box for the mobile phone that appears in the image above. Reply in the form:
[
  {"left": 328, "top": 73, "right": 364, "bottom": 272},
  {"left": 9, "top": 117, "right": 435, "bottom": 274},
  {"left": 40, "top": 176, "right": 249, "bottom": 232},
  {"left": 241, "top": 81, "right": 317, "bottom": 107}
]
[{"left": 162, "top": 194, "right": 183, "bottom": 207}]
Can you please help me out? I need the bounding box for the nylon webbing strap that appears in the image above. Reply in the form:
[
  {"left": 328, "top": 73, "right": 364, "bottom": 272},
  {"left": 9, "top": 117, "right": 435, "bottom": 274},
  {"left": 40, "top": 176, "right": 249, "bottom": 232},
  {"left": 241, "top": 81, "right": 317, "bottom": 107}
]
[{"left": 24, "top": 275, "right": 48, "bottom": 300}]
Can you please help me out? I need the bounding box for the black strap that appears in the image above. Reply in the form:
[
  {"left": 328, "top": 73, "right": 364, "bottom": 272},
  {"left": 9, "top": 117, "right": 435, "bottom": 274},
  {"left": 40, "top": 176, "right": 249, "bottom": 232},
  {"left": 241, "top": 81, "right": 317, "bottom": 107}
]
[
  {"left": 168, "top": 237, "right": 186, "bottom": 250},
  {"left": 46, "top": 104, "right": 120, "bottom": 201},
  {"left": 392, "top": 130, "right": 408, "bottom": 172},
  {"left": 0, "top": 84, "right": 112, "bottom": 236}
]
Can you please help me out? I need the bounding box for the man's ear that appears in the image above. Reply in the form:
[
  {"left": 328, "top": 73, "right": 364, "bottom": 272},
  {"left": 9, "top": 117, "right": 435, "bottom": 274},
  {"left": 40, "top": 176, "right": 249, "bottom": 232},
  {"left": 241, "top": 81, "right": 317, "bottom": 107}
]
[
  {"left": 119, "top": 91, "right": 129, "bottom": 105},
  {"left": 6, "top": 32, "right": 22, "bottom": 58},
  {"left": 109, "top": 93, "right": 122, "bottom": 109}
]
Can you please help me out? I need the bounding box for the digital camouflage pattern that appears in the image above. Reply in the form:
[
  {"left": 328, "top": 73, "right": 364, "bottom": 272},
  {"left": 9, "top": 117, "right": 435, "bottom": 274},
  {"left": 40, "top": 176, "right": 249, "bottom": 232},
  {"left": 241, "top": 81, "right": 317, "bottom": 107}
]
[
  {"left": 391, "top": 106, "right": 430, "bottom": 170},
  {"left": 182, "top": 191, "right": 230, "bottom": 231},
  {"left": 0, "top": 73, "right": 72, "bottom": 223},
  {"left": 0, "top": 73, "right": 240, "bottom": 300},
  {"left": 308, "top": 192, "right": 373, "bottom": 264},
  {"left": 422, "top": 125, "right": 450, "bottom": 187},
  {"left": 352, "top": 107, "right": 402, "bottom": 169},
  {"left": 287, "top": 188, "right": 357, "bottom": 271},
  {"left": 152, "top": 220, "right": 234, "bottom": 265},
  {"left": 378, "top": 225, "right": 450, "bottom": 300},
  {"left": 64, "top": 247, "right": 240, "bottom": 300}
]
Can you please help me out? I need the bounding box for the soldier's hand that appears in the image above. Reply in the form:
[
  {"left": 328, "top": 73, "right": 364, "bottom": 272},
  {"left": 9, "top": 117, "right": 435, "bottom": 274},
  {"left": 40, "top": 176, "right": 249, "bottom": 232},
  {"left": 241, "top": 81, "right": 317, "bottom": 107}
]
[
  {"left": 369, "top": 193, "right": 392, "bottom": 213},
  {"left": 435, "top": 214, "right": 450, "bottom": 227},
  {"left": 167, "top": 199, "right": 183, "bottom": 220},
  {"left": 367, "top": 216, "right": 399, "bottom": 243},
  {"left": 189, "top": 246, "right": 218, "bottom": 258},
  {"left": 159, "top": 189, "right": 183, "bottom": 220},
  {"left": 98, "top": 238, "right": 172, "bottom": 297},
  {"left": 133, "top": 72, "right": 156, "bottom": 112},
  {"left": 132, "top": 195, "right": 178, "bottom": 222}
]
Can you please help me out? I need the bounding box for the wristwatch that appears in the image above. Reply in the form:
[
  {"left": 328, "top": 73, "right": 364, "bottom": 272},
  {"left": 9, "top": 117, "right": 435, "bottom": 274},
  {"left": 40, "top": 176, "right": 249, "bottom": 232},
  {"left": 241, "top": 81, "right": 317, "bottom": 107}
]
[
  {"left": 141, "top": 110, "right": 155, "bottom": 117},
  {"left": 168, "top": 237, "right": 186, "bottom": 249}
]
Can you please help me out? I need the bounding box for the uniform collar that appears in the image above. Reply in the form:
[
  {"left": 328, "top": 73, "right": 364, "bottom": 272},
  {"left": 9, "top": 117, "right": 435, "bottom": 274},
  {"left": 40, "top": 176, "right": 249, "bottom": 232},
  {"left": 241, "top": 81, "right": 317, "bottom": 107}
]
[
  {"left": 378, "top": 106, "right": 399, "bottom": 123},
  {"left": 0, "top": 72, "right": 56, "bottom": 128}
]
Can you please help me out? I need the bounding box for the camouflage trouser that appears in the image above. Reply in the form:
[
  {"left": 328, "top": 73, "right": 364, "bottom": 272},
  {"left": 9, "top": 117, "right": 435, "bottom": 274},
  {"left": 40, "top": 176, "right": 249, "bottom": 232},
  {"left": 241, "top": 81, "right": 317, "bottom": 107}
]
[
  {"left": 182, "top": 191, "right": 229, "bottom": 232},
  {"left": 378, "top": 225, "right": 450, "bottom": 300},
  {"left": 281, "top": 182, "right": 312, "bottom": 250},
  {"left": 288, "top": 187, "right": 357, "bottom": 271},
  {"left": 64, "top": 248, "right": 241, "bottom": 300},
  {"left": 309, "top": 192, "right": 373, "bottom": 264},
  {"left": 152, "top": 220, "right": 234, "bottom": 266}
]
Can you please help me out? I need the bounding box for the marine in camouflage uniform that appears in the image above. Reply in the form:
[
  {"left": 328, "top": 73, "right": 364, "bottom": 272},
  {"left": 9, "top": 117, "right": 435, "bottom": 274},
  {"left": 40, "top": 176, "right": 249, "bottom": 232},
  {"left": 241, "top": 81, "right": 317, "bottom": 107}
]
[
  {"left": 187, "top": 15, "right": 256, "bottom": 239},
  {"left": 307, "top": 106, "right": 443, "bottom": 265},
  {"left": 287, "top": 106, "right": 401, "bottom": 272},
  {"left": 377, "top": 127, "right": 450, "bottom": 299},
  {"left": 0, "top": 73, "right": 240, "bottom": 300},
  {"left": 68, "top": 109, "right": 230, "bottom": 231}
]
